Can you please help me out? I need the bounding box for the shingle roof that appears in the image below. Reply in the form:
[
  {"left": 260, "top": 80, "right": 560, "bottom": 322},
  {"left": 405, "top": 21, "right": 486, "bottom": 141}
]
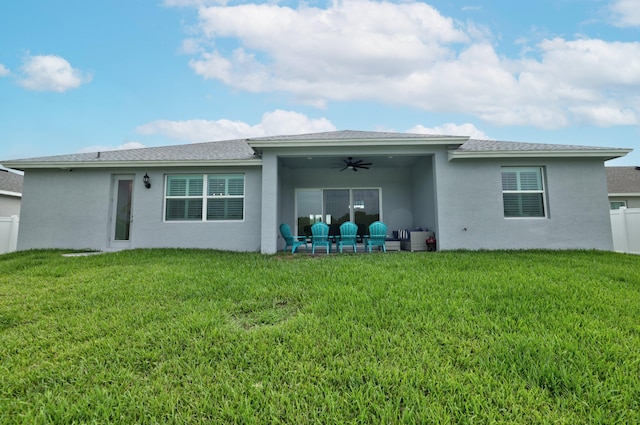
[
  {"left": 0, "top": 168, "right": 23, "bottom": 194},
  {"left": 1, "top": 130, "right": 631, "bottom": 169},
  {"left": 449, "top": 138, "right": 631, "bottom": 160},
  {"left": 2, "top": 139, "right": 257, "bottom": 167},
  {"left": 606, "top": 166, "right": 640, "bottom": 194},
  {"left": 459, "top": 139, "right": 614, "bottom": 152}
]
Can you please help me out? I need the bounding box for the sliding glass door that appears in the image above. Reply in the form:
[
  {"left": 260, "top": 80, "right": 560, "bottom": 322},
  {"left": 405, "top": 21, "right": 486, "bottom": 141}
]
[
  {"left": 296, "top": 189, "right": 323, "bottom": 237},
  {"left": 296, "top": 188, "right": 380, "bottom": 237},
  {"left": 324, "top": 189, "right": 350, "bottom": 235},
  {"left": 352, "top": 189, "right": 380, "bottom": 234}
]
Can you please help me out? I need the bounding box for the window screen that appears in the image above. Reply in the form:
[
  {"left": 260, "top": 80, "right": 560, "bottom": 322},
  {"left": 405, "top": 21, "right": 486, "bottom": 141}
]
[
  {"left": 501, "top": 167, "right": 546, "bottom": 218},
  {"left": 165, "top": 174, "right": 244, "bottom": 221}
]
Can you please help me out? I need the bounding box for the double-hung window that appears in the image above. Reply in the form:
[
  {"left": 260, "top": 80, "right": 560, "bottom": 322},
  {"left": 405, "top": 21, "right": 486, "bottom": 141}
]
[
  {"left": 165, "top": 174, "right": 244, "bottom": 221},
  {"left": 501, "top": 167, "right": 546, "bottom": 218},
  {"left": 206, "top": 175, "right": 244, "bottom": 220}
]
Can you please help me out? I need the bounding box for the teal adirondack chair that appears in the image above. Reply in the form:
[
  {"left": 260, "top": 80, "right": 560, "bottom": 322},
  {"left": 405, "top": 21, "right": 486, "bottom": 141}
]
[
  {"left": 365, "top": 221, "right": 387, "bottom": 252},
  {"left": 337, "top": 221, "right": 358, "bottom": 253},
  {"left": 311, "top": 222, "right": 331, "bottom": 254},
  {"left": 279, "top": 223, "right": 308, "bottom": 253}
]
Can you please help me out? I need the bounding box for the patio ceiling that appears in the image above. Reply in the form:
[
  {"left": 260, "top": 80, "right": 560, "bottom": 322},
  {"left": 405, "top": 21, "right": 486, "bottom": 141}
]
[{"left": 279, "top": 154, "right": 422, "bottom": 170}]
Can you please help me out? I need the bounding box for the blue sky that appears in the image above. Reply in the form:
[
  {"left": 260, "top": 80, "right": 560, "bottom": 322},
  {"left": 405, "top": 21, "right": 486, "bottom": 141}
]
[{"left": 1, "top": 0, "right": 639, "bottom": 166}]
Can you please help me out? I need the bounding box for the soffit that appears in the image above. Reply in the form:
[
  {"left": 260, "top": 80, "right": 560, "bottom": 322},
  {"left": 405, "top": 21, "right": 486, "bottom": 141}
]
[{"left": 279, "top": 155, "right": 421, "bottom": 170}]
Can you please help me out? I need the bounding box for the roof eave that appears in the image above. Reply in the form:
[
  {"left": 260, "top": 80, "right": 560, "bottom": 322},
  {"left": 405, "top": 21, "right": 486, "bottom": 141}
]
[
  {"left": 1, "top": 159, "right": 263, "bottom": 171},
  {"left": 448, "top": 148, "right": 633, "bottom": 161},
  {"left": 0, "top": 190, "right": 21, "bottom": 198},
  {"left": 249, "top": 136, "right": 469, "bottom": 149},
  {"left": 609, "top": 192, "right": 640, "bottom": 197}
]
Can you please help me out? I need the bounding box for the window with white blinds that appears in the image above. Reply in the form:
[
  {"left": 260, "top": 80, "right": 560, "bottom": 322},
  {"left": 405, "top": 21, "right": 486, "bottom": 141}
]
[
  {"left": 165, "top": 174, "right": 244, "bottom": 221},
  {"left": 501, "top": 167, "right": 546, "bottom": 218}
]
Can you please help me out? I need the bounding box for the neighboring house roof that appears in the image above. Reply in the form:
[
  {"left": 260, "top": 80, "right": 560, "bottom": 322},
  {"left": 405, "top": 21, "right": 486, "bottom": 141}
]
[
  {"left": 606, "top": 166, "right": 640, "bottom": 195},
  {"left": 1, "top": 130, "right": 632, "bottom": 170},
  {"left": 0, "top": 168, "right": 23, "bottom": 197}
]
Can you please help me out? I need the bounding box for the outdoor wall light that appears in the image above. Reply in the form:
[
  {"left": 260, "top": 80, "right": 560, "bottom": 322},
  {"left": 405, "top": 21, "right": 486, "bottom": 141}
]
[{"left": 143, "top": 173, "right": 151, "bottom": 189}]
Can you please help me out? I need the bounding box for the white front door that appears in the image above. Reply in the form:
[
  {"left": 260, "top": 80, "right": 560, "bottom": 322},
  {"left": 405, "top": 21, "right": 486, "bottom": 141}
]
[{"left": 110, "top": 175, "right": 134, "bottom": 249}]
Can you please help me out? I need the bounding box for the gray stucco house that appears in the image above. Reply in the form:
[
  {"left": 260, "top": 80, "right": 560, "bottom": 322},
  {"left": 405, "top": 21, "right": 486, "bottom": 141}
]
[
  {"left": 0, "top": 168, "right": 23, "bottom": 217},
  {"left": 606, "top": 166, "right": 640, "bottom": 209},
  {"left": 1, "top": 130, "right": 631, "bottom": 253}
]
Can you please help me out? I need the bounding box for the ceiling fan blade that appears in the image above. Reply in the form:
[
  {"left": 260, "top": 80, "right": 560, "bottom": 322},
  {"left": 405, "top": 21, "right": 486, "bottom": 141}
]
[{"left": 337, "top": 157, "right": 372, "bottom": 171}]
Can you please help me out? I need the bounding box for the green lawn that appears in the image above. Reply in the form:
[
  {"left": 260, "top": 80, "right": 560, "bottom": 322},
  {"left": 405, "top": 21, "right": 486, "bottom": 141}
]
[{"left": 1, "top": 249, "right": 639, "bottom": 424}]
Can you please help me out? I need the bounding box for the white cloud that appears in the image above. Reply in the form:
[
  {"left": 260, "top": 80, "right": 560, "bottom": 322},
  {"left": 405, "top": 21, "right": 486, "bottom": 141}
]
[
  {"left": 532, "top": 38, "right": 640, "bottom": 87},
  {"left": 179, "top": 38, "right": 204, "bottom": 55},
  {"left": 408, "top": 123, "right": 489, "bottom": 139},
  {"left": 162, "top": 0, "right": 226, "bottom": 7},
  {"left": 136, "top": 110, "right": 337, "bottom": 142},
  {"left": 610, "top": 0, "right": 640, "bottom": 27},
  {"left": 187, "top": 0, "right": 467, "bottom": 98},
  {"left": 136, "top": 118, "right": 253, "bottom": 142},
  {"left": 0, "top": 64, "right": 10, "bottom": 77},
  {"left": 78, "top": 142, "right": 147, "bottom": 154},
  {"left": 569, "top": 105, "right": 637, "bottom": 126},
  {"left": 18, "top": 54, "right": 92, "bottom": 92},
  {"left": 513, "top": 38, "right": 640, "bottom": 127},
  {"left": 171, "top": 0, "right": 640, "bottom": 129}
]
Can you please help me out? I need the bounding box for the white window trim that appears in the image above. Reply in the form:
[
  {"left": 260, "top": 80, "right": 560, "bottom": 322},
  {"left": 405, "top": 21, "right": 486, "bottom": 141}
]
[
  {"left": 164, "top": 174, "right": 245, "bottom": 222},
  {"left": 501, "top": 166, "right": 547, "bottom": 219}
]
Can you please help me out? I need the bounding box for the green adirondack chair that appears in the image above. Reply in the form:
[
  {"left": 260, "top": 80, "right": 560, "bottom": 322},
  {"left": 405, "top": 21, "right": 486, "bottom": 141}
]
[
  {"left": 337, "top": 221, "right": 358, "bottom": 253},
  {"left": 311, "top": 222, "right": 332, "bottom": 254},
  {"left": 365, "top": 221, "right": 387, "bottom": 252},
  {"left": 279, "top": 223, "right": 308, "bottom": 253}
]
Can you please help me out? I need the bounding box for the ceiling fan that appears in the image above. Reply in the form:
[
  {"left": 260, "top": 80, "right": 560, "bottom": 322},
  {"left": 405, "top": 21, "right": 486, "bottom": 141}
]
[{"left": 340, "top": 157, "right": 372, "bottom": 172}]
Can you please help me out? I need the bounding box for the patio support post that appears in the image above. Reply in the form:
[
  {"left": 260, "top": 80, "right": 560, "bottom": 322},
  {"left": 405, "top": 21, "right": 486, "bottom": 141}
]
[{"left": 260, "top": 153, "right": 279, "bottom": 254}]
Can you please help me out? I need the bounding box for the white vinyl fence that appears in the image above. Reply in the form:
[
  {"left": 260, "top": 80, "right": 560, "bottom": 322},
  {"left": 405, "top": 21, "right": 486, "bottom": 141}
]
[
  {"left": 610, "top": 207, "right": 640, "bottom": 254},
  {"left": 0, "top": 215, "right": 19, "bottom": 254}
]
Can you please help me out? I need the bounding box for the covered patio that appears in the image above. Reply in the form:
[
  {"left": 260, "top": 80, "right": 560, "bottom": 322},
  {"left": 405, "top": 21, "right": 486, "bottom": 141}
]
[
  {"left": 249, "top": 131, "right": 467, "bottom": 254},
  {"left": 273, "top": 151, "right": 439, "bottom": 253}
]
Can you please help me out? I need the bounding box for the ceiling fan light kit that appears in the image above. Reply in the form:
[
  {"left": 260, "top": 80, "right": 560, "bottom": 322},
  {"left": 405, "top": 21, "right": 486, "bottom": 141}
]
[{"left": 341, "top": 157, "right": 372, "bottom": 172}]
